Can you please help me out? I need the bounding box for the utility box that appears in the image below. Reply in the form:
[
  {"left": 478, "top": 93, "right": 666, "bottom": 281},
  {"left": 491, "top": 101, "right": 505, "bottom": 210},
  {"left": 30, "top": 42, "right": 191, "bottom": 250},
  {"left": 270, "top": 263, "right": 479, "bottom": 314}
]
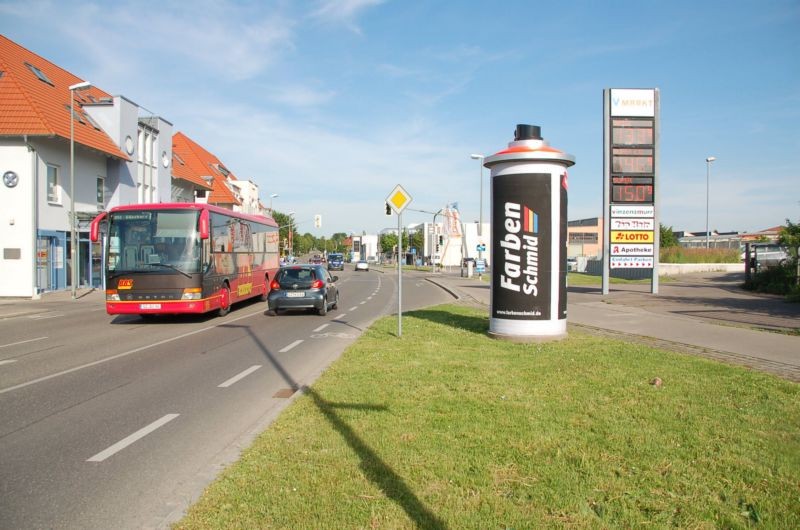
[{"left": 484, "top": 124, "right": 575, "bottom": 341}]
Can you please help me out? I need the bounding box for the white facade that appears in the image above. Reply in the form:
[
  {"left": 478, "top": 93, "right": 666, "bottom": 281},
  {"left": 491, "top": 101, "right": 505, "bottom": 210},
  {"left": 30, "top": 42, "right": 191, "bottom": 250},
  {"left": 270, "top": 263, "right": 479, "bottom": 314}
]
[
  {"left": 351, "top": 234, "right": 378, "bottom": 261},
  {"left": 0, "top": 97, "right": 175, "bottom": 298},
  {"left": 461, "top": 222, "right": 492, "bottom": 265},
  {"left": 229, "top": 179, "right": 263, "bottom": 216}
]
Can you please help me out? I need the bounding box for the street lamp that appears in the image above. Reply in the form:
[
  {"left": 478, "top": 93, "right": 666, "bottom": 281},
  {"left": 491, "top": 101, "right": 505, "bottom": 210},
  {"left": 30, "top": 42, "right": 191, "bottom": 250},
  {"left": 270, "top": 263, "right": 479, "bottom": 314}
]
[
  {"left": 269, "top": 193, "right": 279, "bottom": 213},
  {"left": 705, "top": 156, "right": 716, "bottom": 249},
  {"left": 69, "top": 80, "right": 91, "bottom": 300},
  {"left": 470, "top": 154, "right": 485, "bottom": 263}
]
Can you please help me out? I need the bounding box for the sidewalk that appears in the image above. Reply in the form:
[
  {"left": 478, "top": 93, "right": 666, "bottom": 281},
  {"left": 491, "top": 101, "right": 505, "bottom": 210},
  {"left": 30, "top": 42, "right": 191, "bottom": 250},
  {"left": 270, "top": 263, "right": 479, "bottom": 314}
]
[{"left": 425, "top": 271, "right": 800, "bottom": 382}]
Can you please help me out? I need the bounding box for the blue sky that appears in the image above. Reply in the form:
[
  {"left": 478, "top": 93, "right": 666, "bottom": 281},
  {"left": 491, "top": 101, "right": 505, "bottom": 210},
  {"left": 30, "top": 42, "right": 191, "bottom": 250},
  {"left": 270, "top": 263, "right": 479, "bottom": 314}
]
[{"left": 2, "top": 0, "right": 798, "bottom": 237}]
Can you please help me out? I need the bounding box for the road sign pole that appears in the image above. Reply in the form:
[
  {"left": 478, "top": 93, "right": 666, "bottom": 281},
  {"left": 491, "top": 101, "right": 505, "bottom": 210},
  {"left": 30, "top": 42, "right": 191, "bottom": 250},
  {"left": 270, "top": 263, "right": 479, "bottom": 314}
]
[
  {"left": 398, "top": 211, "right": 402, "bottom": 337},
  {"left": 385, "top": 184, "right": 412, "bottom": 338}
]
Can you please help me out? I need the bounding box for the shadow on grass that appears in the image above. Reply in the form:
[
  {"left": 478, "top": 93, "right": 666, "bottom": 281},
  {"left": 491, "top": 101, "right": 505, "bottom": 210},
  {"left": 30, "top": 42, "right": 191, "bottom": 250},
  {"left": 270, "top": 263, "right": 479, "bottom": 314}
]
[
  {"left": 404, "top": 307, "right": 488, "bottom": 336},
  {"left": 222, "top": 323, "right": 448, "bottom": 529}
]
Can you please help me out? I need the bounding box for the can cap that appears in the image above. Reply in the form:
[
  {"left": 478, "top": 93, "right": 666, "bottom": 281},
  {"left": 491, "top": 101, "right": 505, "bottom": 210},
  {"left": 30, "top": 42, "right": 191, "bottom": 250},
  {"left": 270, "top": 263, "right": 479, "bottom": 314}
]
[{"left": 484, "top": 124, "right": 575, "bottom": 168}]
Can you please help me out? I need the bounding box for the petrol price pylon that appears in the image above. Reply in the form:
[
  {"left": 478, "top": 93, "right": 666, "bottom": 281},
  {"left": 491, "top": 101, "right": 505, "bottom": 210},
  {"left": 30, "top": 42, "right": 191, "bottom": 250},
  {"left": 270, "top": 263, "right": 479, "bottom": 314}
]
[{"left": 484, "top": 124, "right": 575, "bottom": 341}]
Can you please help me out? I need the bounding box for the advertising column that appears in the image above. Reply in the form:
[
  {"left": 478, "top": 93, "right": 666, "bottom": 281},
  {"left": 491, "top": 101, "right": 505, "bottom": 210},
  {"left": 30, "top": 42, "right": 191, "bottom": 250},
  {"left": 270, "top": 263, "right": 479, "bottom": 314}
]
[{"left": 484, "top": 124, "right": 575, "bottom": 341}]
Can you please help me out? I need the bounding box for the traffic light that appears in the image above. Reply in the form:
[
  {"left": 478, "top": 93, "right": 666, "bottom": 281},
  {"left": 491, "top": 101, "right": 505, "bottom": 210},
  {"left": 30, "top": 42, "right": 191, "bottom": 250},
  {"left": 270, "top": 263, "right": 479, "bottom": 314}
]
[
  {"left": 314, "top": 214, "right": 322, "bottom": 228},
  {"left": 438, "top": 235, "right": 444, "bottom": 245},
  {"left": 385, "top": 203, "right": 391, "bottom": 215}
]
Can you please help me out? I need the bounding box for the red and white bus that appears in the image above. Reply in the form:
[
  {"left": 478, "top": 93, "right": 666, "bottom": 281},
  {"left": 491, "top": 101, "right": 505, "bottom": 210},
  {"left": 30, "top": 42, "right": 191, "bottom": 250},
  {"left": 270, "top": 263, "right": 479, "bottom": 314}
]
[{"left": 90, "top": 203, "right": 279, "bottom": 317}]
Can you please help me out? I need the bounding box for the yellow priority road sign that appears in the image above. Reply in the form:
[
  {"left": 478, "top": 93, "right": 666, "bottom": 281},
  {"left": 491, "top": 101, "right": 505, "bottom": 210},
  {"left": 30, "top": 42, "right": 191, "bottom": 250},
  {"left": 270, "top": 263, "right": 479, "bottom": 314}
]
[{"left": 386, "top": 184, "right": 412, "bottom": 214}]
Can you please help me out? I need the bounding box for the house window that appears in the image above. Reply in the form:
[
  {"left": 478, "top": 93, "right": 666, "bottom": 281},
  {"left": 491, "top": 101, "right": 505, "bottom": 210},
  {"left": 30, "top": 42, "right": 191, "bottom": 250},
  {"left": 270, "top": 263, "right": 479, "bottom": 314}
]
[
  {"left": 25, "top": 62, "right": 54, "bottom": 86},
  {"left": 96, "top": 177, "right": 105, "bottom": 210},
  {"left": 46, "top": 164, "right": 60, "bottom": 203}
]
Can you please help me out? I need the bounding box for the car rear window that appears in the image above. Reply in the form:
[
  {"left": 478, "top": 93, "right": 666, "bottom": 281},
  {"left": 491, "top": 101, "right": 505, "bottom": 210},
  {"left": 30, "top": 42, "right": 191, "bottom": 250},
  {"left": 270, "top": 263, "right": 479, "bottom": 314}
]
[{"left": 279, "top": 268, "right": 316, "bottom": 282}]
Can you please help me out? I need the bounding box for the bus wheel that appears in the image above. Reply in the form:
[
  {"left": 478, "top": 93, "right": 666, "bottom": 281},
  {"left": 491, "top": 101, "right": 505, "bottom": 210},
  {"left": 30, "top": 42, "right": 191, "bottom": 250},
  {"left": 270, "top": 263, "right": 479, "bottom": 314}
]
[
  {"left": 218, "top": 284, "right": 231, "bottom": 317},
  {"left": 260, "top": 275, "right": 269, "bottom": 302}
]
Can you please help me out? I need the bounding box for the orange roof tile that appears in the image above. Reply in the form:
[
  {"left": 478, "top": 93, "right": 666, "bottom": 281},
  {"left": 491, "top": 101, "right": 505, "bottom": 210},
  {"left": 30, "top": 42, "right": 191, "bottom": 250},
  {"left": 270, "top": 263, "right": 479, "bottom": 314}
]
[
  {"left": 172, "top": 132, "right": 239, "bottom": 205},
  {"left": 0, "top": 35, "right": 129, "bottom": 160}
]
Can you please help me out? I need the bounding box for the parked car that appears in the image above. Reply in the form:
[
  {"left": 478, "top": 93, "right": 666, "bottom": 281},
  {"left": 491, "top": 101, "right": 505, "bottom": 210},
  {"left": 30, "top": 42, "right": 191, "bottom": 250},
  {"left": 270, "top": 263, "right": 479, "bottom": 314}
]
[
  {"left": 327, "top": 253, "right": 345, "bottom": 271},
  {"left": 267, "top": 264, "right": 339, "bottom": 316},
  {"left": 748, "top": 244, "right": 789, "bottom": 269},
  {"left": 355, "top": 260, "right": 369, "bottom": 272},
  {"left": 567, "top": 257, "right": 578, "bottom": 272}
]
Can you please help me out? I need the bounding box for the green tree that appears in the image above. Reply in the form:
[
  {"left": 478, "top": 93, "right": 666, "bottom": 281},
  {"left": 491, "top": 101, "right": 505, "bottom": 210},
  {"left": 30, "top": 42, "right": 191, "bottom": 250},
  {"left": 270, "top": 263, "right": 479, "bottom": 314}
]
[
  {"left": 778, "top": 218, "right": 800, "bottom": 259},
  {"left": 271, "top": 210, "right": 295, "bottom": 256},
  {"left": 380, "top": 233, "right": 398, "bottom": 254},
  {"left": 778, "top": 218, "right": 800, "bottom": 287},
  {"left": 660, "top": 223, "right": 679, "bottom": 248}
]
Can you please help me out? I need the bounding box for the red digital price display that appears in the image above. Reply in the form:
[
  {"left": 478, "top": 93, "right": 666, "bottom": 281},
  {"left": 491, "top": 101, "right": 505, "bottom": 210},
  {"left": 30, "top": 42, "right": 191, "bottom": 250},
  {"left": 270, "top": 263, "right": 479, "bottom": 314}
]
[{"left": 612, "top": 184, "right": 653, "bottom": 203}]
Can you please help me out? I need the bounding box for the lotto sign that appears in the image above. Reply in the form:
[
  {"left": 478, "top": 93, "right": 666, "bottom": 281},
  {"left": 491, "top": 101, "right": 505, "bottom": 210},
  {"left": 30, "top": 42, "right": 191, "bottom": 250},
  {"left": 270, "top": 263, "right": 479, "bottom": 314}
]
[
  {"left": 610, "top": 256, "right": 654, "bottom": 268},
  {"left": 611, "top": 231, "right": 654, "bottom": 243},
  {"left": 610, "top": 243, "right": 654, "bottom": 256}
]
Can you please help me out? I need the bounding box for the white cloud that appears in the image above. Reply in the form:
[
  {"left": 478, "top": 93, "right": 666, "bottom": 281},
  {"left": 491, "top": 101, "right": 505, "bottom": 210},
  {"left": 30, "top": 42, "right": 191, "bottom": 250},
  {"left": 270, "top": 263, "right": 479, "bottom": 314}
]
[{"left": 309, "top": 0, "right": 385, "bottom": 34}]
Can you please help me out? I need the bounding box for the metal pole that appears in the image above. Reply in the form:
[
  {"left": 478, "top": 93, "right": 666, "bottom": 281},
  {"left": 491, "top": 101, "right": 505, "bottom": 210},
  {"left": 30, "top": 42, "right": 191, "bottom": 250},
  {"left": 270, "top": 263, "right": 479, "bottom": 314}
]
[
  {"left": 70, "top": 88, "right": 76, "bottom": 300},
  {"left": 397, "top": 212, "right": 402, "bottom": 337},
  {"left": 705, "top": 160, "right": 710, "bottom": 249}
]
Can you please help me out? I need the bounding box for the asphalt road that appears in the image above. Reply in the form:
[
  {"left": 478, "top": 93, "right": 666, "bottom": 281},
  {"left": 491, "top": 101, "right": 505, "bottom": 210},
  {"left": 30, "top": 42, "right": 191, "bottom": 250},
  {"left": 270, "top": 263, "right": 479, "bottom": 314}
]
[{"left": 0, "top": 267, "right": 453, "bottom": 529}]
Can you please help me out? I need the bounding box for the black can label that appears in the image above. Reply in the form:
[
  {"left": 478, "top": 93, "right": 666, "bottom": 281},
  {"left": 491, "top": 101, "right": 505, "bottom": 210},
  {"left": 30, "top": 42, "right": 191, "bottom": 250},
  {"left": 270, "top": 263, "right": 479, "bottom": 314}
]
[{"left": 491, "top": 173, "right": 552, "bottom": 320}]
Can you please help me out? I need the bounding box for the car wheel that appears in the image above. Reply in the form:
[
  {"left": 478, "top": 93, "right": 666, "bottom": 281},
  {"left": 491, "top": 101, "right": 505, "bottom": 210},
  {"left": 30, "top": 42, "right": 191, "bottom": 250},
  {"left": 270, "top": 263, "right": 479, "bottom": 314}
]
[
  {"left": 318, "top": 296, "right": 328, "bottom": 316},
  {"left": 218, "top": 284, "right": 231, "bottom": 317},
  {"left": 332, "top": 292, "right": 339, "bottom": 310}
]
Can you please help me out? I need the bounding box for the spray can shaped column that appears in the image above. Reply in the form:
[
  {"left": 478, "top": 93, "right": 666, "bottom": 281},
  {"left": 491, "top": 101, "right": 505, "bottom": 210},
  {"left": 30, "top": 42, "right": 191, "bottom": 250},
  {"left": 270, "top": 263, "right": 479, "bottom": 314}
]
[{"left": 484, "top": 124, "right": 575, "bottom": 341}]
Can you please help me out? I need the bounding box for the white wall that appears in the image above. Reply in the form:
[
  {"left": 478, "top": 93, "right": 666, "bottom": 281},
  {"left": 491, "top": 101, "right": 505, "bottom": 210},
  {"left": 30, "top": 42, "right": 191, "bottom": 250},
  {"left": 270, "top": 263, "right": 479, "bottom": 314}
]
[{"left": 0, "top": 141, "right": 35, "bottom": 296}]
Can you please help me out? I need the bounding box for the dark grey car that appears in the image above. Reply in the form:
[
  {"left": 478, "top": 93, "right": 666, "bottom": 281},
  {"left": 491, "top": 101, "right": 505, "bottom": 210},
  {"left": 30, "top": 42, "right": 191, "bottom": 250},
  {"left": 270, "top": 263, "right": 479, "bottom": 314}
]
[{"left": 267, "top": 265, "right": 339, "bottom": 316}]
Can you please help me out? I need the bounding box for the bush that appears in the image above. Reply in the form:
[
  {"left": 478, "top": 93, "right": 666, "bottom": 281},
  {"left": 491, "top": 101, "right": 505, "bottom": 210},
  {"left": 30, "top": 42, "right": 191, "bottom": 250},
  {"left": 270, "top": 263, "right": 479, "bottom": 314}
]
[
  {"left": 660, "top": 247, "right": 739, "bottom": 264},
  {"left": 744, "top": 261, "right": 800, "bottom": 299}
]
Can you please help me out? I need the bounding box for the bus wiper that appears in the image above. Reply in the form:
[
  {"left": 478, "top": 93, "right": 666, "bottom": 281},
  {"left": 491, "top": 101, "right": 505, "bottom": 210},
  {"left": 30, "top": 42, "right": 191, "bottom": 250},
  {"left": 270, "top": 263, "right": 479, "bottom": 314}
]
[{"left": 148, "top": 262, "right": 192, "bottom": 278}]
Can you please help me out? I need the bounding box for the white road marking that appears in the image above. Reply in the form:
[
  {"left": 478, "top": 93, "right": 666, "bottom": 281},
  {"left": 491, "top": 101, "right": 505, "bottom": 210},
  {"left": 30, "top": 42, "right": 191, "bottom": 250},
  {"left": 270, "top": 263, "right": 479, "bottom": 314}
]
[
  {"left": 0, "top": 336, "right": 48, "bottom": 349},
  {"left": 360, "top": 301, "right": 366, "bottom": 305},
  {"left": 335, "top": 313, "right": 347, "bottom": 319},
  {"left": 218, "top": 365, "right": 262, "bottom": 388},
  {"left": 367, "top": 296, "right": 373, "bottom": 300},
  {"left": 28, "top": 313, "right": 63, "bottom": 320},
  {"left": 348, "top": 306, "right": 358, "bottom": 311},
  {"left": 279, "top": 339, "right": 303, "bottom": 353},
  {"left": 310, "top": 332, "right": 356, "bottom": 339},
  {"left": 313, "top": 323, "right": 330, "bottom": 332},
  {"left": 0, "top": 359, "right": 18, "bottom": 366},
  {"left": 87, "top": 414, "right": 180, "bottom": 462},
  {"left": 0, "top": 310, "right": 257, "bottom": 396}
]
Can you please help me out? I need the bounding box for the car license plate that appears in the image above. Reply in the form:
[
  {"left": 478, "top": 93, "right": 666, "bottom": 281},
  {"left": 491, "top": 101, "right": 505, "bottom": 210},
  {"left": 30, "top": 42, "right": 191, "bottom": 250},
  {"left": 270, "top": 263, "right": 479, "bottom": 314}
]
[
  {"left": 286, "top": 292, "right": 305, "bottom": 298},
  {"left": 140, "top": 303, "right": 161, "bottom": 309}
]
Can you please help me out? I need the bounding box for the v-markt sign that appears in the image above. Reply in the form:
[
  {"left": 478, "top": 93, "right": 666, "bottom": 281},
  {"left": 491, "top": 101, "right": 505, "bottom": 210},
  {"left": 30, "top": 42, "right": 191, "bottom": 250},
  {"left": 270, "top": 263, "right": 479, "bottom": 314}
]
[{"left": 386, "top": 184, "right": 412, "bottom": 214}]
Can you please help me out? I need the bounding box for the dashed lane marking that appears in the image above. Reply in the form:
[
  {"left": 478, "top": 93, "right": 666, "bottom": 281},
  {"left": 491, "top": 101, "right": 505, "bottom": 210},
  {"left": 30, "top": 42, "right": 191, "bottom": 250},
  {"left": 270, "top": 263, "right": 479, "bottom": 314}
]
[
  {"left": 0, "top": 336, "right": 48, "bottom": 349},
  {"left": 218, "top": 365, "right": 262, "bottom": 388},
  {"left": 279, "top": 339, "right": 303, "bottom": 353},
  {"left": 87, "top": 414, "right": 180, "bottom": 462}
]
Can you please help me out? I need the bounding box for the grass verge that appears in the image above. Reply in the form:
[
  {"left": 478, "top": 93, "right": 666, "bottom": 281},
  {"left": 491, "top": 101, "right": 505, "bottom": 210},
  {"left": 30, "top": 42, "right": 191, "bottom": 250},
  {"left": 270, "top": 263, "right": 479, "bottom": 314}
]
[{"left": 176, "top": 305, "right": 799, "bottom": 529}]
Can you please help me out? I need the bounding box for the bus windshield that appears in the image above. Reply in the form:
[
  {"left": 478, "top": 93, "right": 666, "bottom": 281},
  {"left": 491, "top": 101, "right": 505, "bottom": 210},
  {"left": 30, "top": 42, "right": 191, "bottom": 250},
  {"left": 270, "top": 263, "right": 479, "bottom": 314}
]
[{"left": 107, "top": 210, "right": 201, "bottom": 274}]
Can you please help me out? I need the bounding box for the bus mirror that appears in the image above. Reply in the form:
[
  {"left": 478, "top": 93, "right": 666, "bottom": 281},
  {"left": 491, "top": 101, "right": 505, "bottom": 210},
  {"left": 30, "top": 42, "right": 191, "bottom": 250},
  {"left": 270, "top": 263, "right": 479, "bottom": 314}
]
[
  {"left": 199, "top": 209, "right": 210, "bottom": 239},
  {"left": 90, "top": 211, "right": 107, "bottom": 242}
]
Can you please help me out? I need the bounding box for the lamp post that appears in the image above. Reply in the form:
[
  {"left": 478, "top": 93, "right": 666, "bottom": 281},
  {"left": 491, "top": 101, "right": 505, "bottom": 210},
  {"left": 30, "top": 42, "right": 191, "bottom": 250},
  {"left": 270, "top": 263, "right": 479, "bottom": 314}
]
[
  {"left": 705, "top": 156, "right": 716, "bottom": 249},
  {"left": 69, "top": 81, "right": 91, "bottom": 300},
  {"left": 269, "top": 193, "right": 279, "bottom": 213},
  {"left": 470, "top": 154, "right": 485, "bottom": 265}
]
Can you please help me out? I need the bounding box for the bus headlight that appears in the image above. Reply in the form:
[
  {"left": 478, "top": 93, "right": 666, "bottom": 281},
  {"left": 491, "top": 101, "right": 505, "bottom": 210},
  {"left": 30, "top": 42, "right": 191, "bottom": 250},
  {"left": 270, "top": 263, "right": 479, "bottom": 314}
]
[{"left": 181, "top": 287, "right": 203, "bottom": 300}]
